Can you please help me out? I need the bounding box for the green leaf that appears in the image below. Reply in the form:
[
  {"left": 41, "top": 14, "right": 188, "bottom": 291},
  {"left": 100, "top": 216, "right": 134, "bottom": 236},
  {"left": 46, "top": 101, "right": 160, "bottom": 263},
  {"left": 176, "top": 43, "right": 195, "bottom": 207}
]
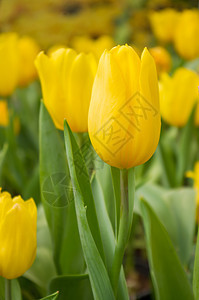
[
  {"left": 95, "top": 163, "right": 116, "bottom": 231},
  {"left": 91, "top": 176, "right": 129, "bottom": 299},
  {"left": 64, "top": 120, "right": 115, "bottom": 300},
  {"left": 136, "top": 184, "right": 196, "bottom": 266},
  {"left": 48, "top": 275, "right": 93, "bottom": 300},
  {"left": 157, "top": 139, "right": 177, "bottom": 188},
  {"left": 140, "top": 199, "right": 194, "bottom": 300},
  {"left": 39, "top": 102, "right": 84, "bottom": 274},
  {"left": 193, "top": 226, "right": 199, "bottom": 299},
  {"left": 0, "top": 278, "right": 22, "bottom": 300},
  {"left": 63, "top": 120, "right": 105, "bottom": 262},
  {"left": 40, "top": 291, "right": 59, "bottom": 300},
  {"left": 176, "top": 105, "right": 196, "bottom": 186}
]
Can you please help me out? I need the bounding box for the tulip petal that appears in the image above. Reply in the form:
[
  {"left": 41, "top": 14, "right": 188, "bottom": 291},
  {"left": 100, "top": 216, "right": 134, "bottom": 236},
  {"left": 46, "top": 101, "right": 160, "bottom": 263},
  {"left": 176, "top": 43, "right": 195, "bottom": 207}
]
[
  {"left": 67, "top": 53, "right": 97, "bottom": 132},
  {"left": 110, "top": 45, "right": 140, "bottom": 98},
  {"left": 0, "top": 203, "right": 36, "bottom": 279}
]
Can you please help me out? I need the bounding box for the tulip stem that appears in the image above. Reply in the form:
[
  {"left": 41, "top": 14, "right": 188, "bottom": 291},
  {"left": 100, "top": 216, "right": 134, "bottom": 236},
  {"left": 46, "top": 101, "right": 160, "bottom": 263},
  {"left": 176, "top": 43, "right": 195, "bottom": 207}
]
[
  {"left": 5, "top": 279, "right": 12, "bottom": 300},
  {"left": 110, "top": 168, "right": 135, "bottom": 296}
]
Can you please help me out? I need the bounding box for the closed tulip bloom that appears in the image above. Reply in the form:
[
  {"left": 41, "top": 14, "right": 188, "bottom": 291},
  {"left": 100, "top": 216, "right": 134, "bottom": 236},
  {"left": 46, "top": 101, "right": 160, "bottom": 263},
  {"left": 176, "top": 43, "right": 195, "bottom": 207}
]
[
  {"left": 88, "top": 45, "right": 161, "bottom": 169},
  {"left": 174, "top": 10, "right": 199, "bottom": 60},
  {"left": 18, "top": 36, "right": 40, "bottom": 87},
  {"left": 149, "top": 9, "right": 180, "bottom": 43},
  {"left": 0, "top": 188, "right": 37, "bottom": 279},
  {"left": 159, "top": 68, "right": 199, "bottom": 127},
  {"left": 0, "top": 33, "right": 19, "bottom": 96},
  {"left": 35, "top": 48, "right": 97, "bottom": 131},
  {"left": 0, "top": 100, "right": 9, "bottom": 127},
  {"left": 149, "top": 47, "right": 171, "bottom": 74}
]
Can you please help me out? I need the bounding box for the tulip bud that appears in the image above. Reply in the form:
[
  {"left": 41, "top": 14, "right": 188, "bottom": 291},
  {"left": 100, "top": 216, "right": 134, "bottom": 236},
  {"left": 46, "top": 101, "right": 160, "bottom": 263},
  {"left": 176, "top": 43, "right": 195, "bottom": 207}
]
[
  {"left": 149, "top": 9, "right": 180, "bottom": 43},
  {"left": 18, "top": 36, "right": 40, "bottom": 87},
  {"left": 88, "top": 45, "right": 161, "bottom": 169},
  {"left": 149, "top": 47, "right": 171, "bottom": 74},
  {"left": 0, "top": 33, "right": 19, "bottom": 97},
  {"left": 0, "top": 189, "right": 37, "bottom": 279},
  {"left": 0, "top": 100, "right": 9, "bottom": 127},
  {"left": 159, "top": 68, "right": 199, "bottom": 127},
  {"left": 174, "top": 10, "right": 199, "bottom": 60},
  {"left": 35, "top": 48, "right": 97, "bottom": 131}
]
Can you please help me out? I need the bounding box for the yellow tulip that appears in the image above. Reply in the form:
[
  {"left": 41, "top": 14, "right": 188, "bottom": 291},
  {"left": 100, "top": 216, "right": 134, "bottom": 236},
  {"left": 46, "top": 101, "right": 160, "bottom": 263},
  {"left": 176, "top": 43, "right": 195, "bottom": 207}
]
[
  {"left": 18, "top": 36, "right": 40, "bottom": 87},
  {"left": 35, "top": 48, "right": 97, "bottom": 132},
  {"left": 0, "top": 100, "right": 9, "bottom": 127},
  {"left": 174, "top": 10, "right": 199, "bottom": 60},
  {"left": 88, "top": 45, "right": 161, "bottom": 169},
  {"left": 71, "top": 35, "right": 115, "bottom": 60},
  {"left": 159, "top": 68, "right": 199, "bottom": 127},
  {"left": 186, "top": 161, "right": 199, "bottom": 223},
  {"left": 149, "top": 46, "right": 171, "bottom": 74},
  {"left": 0, "top": 33, "right": 19, "bottom": 96},
  {"left": 0, "top": 188, "right": 37, "bottom": 279},
  {"left": 149, "top": 9, "right": 180, "bottom": 43}
]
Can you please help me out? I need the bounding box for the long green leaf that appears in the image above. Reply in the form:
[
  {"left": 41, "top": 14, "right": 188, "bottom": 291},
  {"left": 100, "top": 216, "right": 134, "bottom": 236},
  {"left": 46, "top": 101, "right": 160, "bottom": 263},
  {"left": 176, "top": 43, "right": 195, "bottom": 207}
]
[
  {"left": 140, "top": 199, "right": 194, "bottom": 300},
  {"left": 91, "top": 176, "right": 129, "bottom": 299},
  {"left": 39, "top": 102, "right": 84, "bottom": 274},
  {"left": 176, "top": 105, "right": 196, "bottom": 186},
  {"left": 193, "top": 226, "right": 199, "bottom": 299},
  {"left": 136, "top": 184, "right": 196, "bottom": 266},
  {"left": 64, "top": 120, "right": 115, "bottom": 300}
]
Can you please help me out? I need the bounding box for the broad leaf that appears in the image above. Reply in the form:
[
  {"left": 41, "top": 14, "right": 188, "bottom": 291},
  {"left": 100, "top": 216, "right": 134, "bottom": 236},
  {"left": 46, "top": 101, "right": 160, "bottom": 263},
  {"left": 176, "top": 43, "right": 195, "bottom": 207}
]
[
  {"left": 39, "top": 102, "right": 84, "bottom": 274},
  {"left": 64, "top": 121, "right": 115, "bottom": 300},
  {"left": 140, "top": 199, "right": 194, "bottom": 300}
]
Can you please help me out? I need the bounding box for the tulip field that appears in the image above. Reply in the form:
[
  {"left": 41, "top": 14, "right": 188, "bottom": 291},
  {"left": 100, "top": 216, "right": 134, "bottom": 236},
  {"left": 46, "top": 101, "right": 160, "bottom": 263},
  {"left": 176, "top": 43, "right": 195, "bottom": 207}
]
[{"left": 1, "top": 0, "right": 199, "bottom": 299}]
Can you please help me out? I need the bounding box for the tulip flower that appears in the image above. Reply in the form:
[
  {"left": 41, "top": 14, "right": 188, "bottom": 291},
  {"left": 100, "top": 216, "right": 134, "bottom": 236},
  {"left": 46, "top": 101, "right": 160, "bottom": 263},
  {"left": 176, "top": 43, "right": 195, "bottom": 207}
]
[
  {"left": 18, "top": 36, "right": 40, "bottom": 87},
  {"left": 174, "top": 10, "right": 199, "bottom": 60},
  {"left": 88, "top": 45, "right": 161, "bottom": 169},
  {"left": 0, "top": 33, "right": 19, "bottom": 97},
  {"left": 0, "top": 100, "right": 9, "bottom": 127},
  {"left": 159, "top": 68, "right": 199, "bottom": 127},
  {"left": 149, "top": 9, "right": 180, "bottom": 43},
  {"left": 149, "top": 47, "right": 171, "bottom": 74},
  {"left": 35, "top": 48, "right": 97, "bottom": 131},
  {"left": 186, "top": 162, "right": 199, "bottom": 223},
  {"left": 0, "top": 188, "right": 37, "bottom": 279}
]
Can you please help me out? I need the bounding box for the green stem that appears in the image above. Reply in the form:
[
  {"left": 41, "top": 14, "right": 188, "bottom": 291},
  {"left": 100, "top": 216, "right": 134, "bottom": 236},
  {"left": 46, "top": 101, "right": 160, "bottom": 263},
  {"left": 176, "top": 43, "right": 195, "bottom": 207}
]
[
  {"left": 110, "top": 168, "right": 135, "bottom": 296},
  {"left": 5, "top": 279, "right": 12, "bottom": 300}
]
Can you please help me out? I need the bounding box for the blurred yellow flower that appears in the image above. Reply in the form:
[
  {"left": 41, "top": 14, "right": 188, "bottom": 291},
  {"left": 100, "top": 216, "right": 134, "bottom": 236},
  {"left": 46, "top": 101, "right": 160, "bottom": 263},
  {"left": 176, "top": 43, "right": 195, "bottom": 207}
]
[
  {"left": 149, "top": 46, "right": 171, "bottom": 74},
  {"left": 0, "top": 100, "right": 9, "bottom": 127},
  {"left": 35, "top": 48, "right": 97, "bottom": 131},
  {"left": 0, "top": 188, "right": 37, "bottom": 279},
  {"left": 149, "top": 9, "right": 180, "bottom": 43},
  {"left": 88, "top": 45, "right": 161, "bottom": 169},
  {"left": 186, "top": 162, "right": 199, "bottom": 223},
  {"left": 174, "top": 10, "right": 199, "bottom": 60},
  {"left": 0, "top": 32, "right": 19, "bottom": 96},
  {"left": 18, "top": 36, "right": 40, "bottom": 87},
  {"left": 70, "top": 35, "right": 115, "bottom": 60},
  {"left": 159, "top": 68, "right": 199, "bottom": 127}
]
